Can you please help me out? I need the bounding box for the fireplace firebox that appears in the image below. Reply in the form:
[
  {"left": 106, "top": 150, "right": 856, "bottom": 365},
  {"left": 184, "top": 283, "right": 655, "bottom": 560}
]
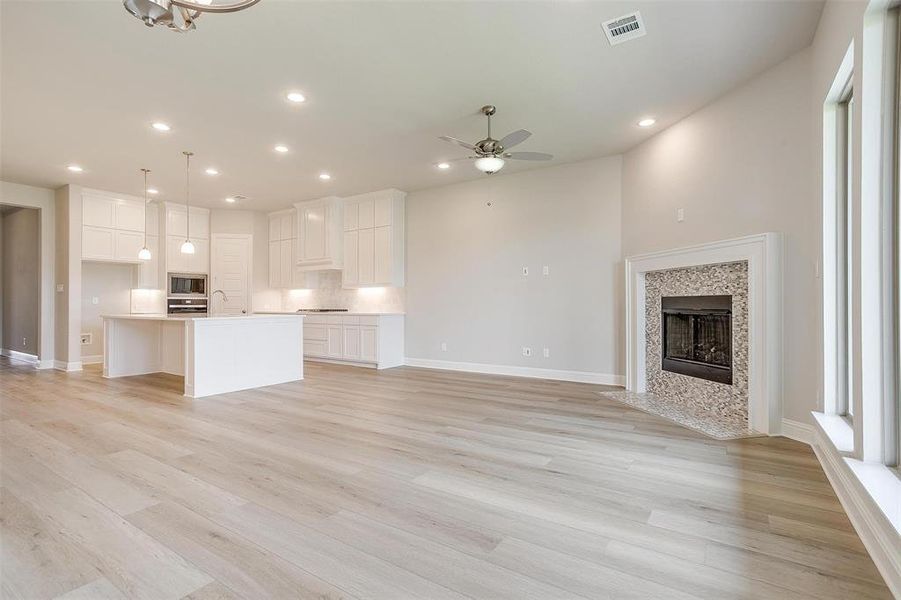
[{"left": 661, "top": 295, "right": 732, "bottom": 385}]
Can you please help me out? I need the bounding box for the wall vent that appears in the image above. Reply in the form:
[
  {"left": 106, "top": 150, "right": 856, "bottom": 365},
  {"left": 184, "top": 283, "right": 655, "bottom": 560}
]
[{"left": 602, "top": 11, "right": 646, "bottom": 46}]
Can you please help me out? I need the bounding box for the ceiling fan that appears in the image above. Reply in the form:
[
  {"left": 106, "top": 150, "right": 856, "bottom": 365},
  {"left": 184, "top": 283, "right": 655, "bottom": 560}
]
[
  {"left": 123, "top": 0, "right": 261, "bottom": 32},
  {"left": 439, "top": 105, "right": 553, "bottom": 174}
]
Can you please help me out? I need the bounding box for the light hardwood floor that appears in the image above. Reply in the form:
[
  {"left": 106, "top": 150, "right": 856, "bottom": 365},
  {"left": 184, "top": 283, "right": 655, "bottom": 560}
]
[{"left": 0, "top": 357, "right": 891, "bottom": 599}]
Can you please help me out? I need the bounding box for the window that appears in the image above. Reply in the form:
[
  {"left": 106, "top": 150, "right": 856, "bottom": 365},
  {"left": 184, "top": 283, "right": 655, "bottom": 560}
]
[{"left": 836, "top": 79, "right": 854, "bottom": 421}]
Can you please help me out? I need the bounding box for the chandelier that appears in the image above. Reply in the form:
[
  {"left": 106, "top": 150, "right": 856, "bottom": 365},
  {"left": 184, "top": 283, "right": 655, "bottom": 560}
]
[{"left": 123, "top": 0, "right": 261, "bottom": 32}]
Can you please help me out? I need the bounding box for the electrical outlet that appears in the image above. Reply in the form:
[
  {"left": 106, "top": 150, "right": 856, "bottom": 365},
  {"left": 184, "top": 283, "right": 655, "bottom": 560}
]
[
  {"left": 542, "top": 266, "right": 549, "bottom": 276},
  {"left": 56, "top": 283, "right": 64, "bottom": 293},
  {"left": 521, "top": 266, "right": 529, "bottom": 276},
  {"left": 80, "top": 333, "right": 92, "bottom": 345},
  {"left": 676, "top": 208, "right": 685, "bottom": 222},
  {"left": 21, "top": 337, "right": 26, "bottom": 348},
  {"left": 543, "top": 348, "right": 550, "bottom": 358},
  {"left": 440, "top": 341, "right": 447, "bottom": 352},
  {"left": 522, "top": 347, "right": 532, "bottom": 357}
]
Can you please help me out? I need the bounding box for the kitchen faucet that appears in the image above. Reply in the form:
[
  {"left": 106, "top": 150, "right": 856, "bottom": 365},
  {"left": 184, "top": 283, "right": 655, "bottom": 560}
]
[{"left": 211, "top": 289, "right": 229, "bottom": 303}]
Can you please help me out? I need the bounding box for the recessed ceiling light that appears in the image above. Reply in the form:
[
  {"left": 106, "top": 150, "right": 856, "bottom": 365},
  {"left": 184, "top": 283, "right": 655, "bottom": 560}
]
[
  {"left": 147, "top": 188, "right": 159, "bottom": 195},
  {"left": 274, "top": 144, "right": 289, "bottom": 153},
  {"left": 436, "top": 162, "right": 451, "bottom": 170},
  {"left": 205, "top": 168, "right": 219, "bottom": 175},
  {"left": 67, "top": 165, "right": 83, "bottom": 172},
  {"left": 151, "top": 122, "right": 171, "bottom": 132},
  {"left": 225, "top": 196, "right": 236, "bottom": 203},
  {"left": 286, "top": 91, "right": 306, "bottom": 103},
  {"left": 319, "top": 173, "right": 331, "bottom": 180},
  {"left": 637, "top": 118, "right": 656, "bottom": 128}
]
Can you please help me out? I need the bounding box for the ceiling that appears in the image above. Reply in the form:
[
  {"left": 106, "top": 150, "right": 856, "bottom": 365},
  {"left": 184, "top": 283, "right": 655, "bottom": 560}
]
[{"left": 1, "top": 1, "right": 823, "bottom": 210}]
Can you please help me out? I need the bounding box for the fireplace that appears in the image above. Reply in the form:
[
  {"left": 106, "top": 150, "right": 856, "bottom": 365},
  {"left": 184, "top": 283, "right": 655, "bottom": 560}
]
[{"left": 662, "top": 295, "right": 732, "bottom": 384}]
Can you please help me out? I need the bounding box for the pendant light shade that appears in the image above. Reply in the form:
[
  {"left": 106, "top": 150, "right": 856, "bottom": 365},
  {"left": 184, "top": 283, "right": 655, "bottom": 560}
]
[
  {"left": 138, "top": 168, "right": 152, "bottom": 261},
  {"left": 180, "top": 151, "right": 195, "bottom": 255}
]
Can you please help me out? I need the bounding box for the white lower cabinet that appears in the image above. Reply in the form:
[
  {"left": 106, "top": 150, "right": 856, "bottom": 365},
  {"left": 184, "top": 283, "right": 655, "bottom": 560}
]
[{"left": 302, "top": 314, "right": 403, "bottom": 369}]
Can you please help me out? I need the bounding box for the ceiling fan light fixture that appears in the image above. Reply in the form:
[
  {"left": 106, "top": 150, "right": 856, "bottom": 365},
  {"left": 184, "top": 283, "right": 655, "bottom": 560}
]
[
  {"left": 475, "top": 156, "right": 505, "bottom": 174},
  {"left": 124, "top": 0, "right": 175, "bottom": 27},
  {"left": 123, "top": 0, "right": 261, "bottom": 32}
]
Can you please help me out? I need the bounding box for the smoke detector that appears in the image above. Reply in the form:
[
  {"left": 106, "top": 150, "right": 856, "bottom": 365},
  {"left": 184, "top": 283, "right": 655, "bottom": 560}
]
[{"left": 602, "top": 11, "right": 646, "bottom": 46}]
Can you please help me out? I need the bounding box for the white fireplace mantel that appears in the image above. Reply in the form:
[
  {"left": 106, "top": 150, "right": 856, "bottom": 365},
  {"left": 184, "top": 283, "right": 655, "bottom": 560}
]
[{"left": 624, "top": 233, "right": 783, "bottom": 435}]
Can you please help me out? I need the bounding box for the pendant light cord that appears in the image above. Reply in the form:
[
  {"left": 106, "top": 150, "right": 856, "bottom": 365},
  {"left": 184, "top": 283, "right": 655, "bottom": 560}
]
[
  {"left": 141, "top": 168, "right": 150, "bottom": 248},
  {"left": 183, "top": 151, "right": 193, "bottom": 242}
]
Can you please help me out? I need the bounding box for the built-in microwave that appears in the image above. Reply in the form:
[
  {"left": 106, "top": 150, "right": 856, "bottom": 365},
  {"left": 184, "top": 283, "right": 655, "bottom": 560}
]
[{"left": 168, "top": 272, "right": 208, "bottom": 298}]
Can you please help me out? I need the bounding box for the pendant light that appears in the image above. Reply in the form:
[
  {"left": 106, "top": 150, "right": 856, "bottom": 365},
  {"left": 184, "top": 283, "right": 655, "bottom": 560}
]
[
  {"left": 138, "top": 168, "right": 152, "bottom": 261},
  {"left": 180, "top": 151, "right": 196, "bottom": 255}
]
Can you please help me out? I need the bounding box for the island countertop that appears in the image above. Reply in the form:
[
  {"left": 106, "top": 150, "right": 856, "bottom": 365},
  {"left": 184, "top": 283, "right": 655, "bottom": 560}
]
[{"left": 101, "top": 313, "right": 305, "bottom": 321}]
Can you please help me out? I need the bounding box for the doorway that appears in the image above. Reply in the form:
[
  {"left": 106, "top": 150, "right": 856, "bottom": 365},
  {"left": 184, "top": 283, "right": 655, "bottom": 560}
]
[{"left": 0, "top": 206, "right": 40, "bottom": 364}]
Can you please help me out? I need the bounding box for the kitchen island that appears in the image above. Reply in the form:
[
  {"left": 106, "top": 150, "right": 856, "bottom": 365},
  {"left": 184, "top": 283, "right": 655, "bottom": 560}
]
[{"left": 101, "top": 314, "right": 304, "bottom": 398}]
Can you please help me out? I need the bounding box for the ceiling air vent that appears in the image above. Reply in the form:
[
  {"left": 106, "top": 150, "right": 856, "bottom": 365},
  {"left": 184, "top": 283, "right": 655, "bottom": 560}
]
[{"left": 602, "top": 11, "right": 646, "bottom": 46}]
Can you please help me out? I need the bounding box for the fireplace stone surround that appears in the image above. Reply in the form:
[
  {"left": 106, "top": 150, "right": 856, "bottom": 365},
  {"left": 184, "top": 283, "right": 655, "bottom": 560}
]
[
  {"left": 618, "top": 234, "right": 783, "bottom": 437},
  {"left": 646, "top": 262, "right": 749, "bottom": 425}
]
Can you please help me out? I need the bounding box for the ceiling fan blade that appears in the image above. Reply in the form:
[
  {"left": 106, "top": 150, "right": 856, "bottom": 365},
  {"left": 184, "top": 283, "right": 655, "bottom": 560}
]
[
  {"left": 504, "top": 151, "right": 553, "bottom": 161},
  {"left": 438, "top": 136, "right": 475, "bottom": 150},
  {"left": 499, "top": 129, "right": 531, "bottom": 149}
]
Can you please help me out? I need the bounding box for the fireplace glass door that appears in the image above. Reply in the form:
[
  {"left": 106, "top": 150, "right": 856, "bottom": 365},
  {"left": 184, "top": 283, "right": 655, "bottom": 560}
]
[{"left": 661, "top": 295, "right": 733, "bottom": 384}]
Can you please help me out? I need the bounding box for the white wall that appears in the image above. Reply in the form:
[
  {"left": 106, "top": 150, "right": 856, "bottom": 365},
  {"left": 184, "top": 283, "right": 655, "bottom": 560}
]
[
  {"left": 0, "top": 180, "right": 54, "bottom": 367},
  {"left": 405, "top": 156, "right": 623, "bottom": 380},
  {"left": 1, "top": 207, "right": 40, "bottom": 355},
  {"left": 622, "top": 48, "right": 817, "bottom": 423},
  {"left": 54, "top": 185, "right": 82, "bottom": 367},
  {"left": 80, "top": 262, "right": 133, "bottom": 361}
]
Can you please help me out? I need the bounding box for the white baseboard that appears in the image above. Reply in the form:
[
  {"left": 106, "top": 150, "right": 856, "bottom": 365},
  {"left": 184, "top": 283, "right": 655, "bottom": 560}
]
[
  {"left": 1, "top": 348, "right": 39, "bottom": 364},
  {"left": 53, "top": 360, "right": 84, "bottom": 372},
  {"left": 780, "top": 418, "right": 815, "bottom": 444},
  {"left": 403, "top": 357, "right": 625, "bottom": 386},
  {"left": 80, "top": 354, "right": 103, "bottom": 366},
  {"left": 811, "top": 421, "right": 901, "bottom": 597}
]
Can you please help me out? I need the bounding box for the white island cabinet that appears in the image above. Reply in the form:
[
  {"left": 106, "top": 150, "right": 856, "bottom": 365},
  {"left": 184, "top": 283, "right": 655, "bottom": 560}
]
[{"left": 101, "top": 314, "right": 304, "bottom": 398}]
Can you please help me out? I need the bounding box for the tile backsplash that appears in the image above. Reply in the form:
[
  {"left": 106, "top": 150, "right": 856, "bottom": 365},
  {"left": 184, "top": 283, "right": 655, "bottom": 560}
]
[{"left": 280, "top": 270, "right": 405, "bottom": 313}]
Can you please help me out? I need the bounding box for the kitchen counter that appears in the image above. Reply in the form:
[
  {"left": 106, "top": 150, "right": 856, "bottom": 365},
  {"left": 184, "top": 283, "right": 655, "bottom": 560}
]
[
  {"left": 255, "top": 311, "right": 405, "bottom": 316},
  {"left": 101, "top": 313, "right": 304, "bottom": 397}
]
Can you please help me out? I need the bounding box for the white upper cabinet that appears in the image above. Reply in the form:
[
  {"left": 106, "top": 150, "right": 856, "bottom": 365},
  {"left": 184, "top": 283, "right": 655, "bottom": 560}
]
[
  {"left": 164, "top": 203, "right": 210, "bottom": 275},
  {"left": 268, "top": 209, "right": 297, "bottom": 288},
  {"left": 342, "top": 189, "right": 405, "bottom": 288},
  {"left": 294, "top": 197, "right": 343, "bottom": 270},
  {"left": 81, "top": 190, "right": 148, "bottom": 263},
  {"left": 82, "top": 194, "right": 116, "bottom": 229},
  {"left": 166, "top": 206, "right": 209, "bottom": 239}
]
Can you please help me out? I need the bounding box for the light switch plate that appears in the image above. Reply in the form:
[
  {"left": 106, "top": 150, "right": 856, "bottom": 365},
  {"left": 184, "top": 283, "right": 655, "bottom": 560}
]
[
  {"left": 92, "top": 297, "right": 99, "bottom": 305},
  {"left": 676, "top": 208, "right": 685, "bottom": 222},
  {"left": 522, "top": 347, "right": 532, "bottom": 357},
  {"left": 521, "top": 266, "right": 529, "bottom": 276}
]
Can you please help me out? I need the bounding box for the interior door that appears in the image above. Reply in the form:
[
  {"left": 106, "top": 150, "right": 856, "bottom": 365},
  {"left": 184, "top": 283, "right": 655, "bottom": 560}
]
[{"left": 211, "top": 234, "right": 252, "bottom": 315}]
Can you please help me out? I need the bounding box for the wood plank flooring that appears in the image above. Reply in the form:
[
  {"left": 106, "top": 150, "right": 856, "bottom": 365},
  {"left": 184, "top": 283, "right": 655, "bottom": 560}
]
[{"left": 0, "top": 357, "right": 891, "bottom": 599}]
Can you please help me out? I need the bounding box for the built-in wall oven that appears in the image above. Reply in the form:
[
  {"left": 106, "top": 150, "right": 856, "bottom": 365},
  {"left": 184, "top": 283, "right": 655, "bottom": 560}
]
[{"left": 168, "top": 273, "right": 208, "bottom": 316}]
